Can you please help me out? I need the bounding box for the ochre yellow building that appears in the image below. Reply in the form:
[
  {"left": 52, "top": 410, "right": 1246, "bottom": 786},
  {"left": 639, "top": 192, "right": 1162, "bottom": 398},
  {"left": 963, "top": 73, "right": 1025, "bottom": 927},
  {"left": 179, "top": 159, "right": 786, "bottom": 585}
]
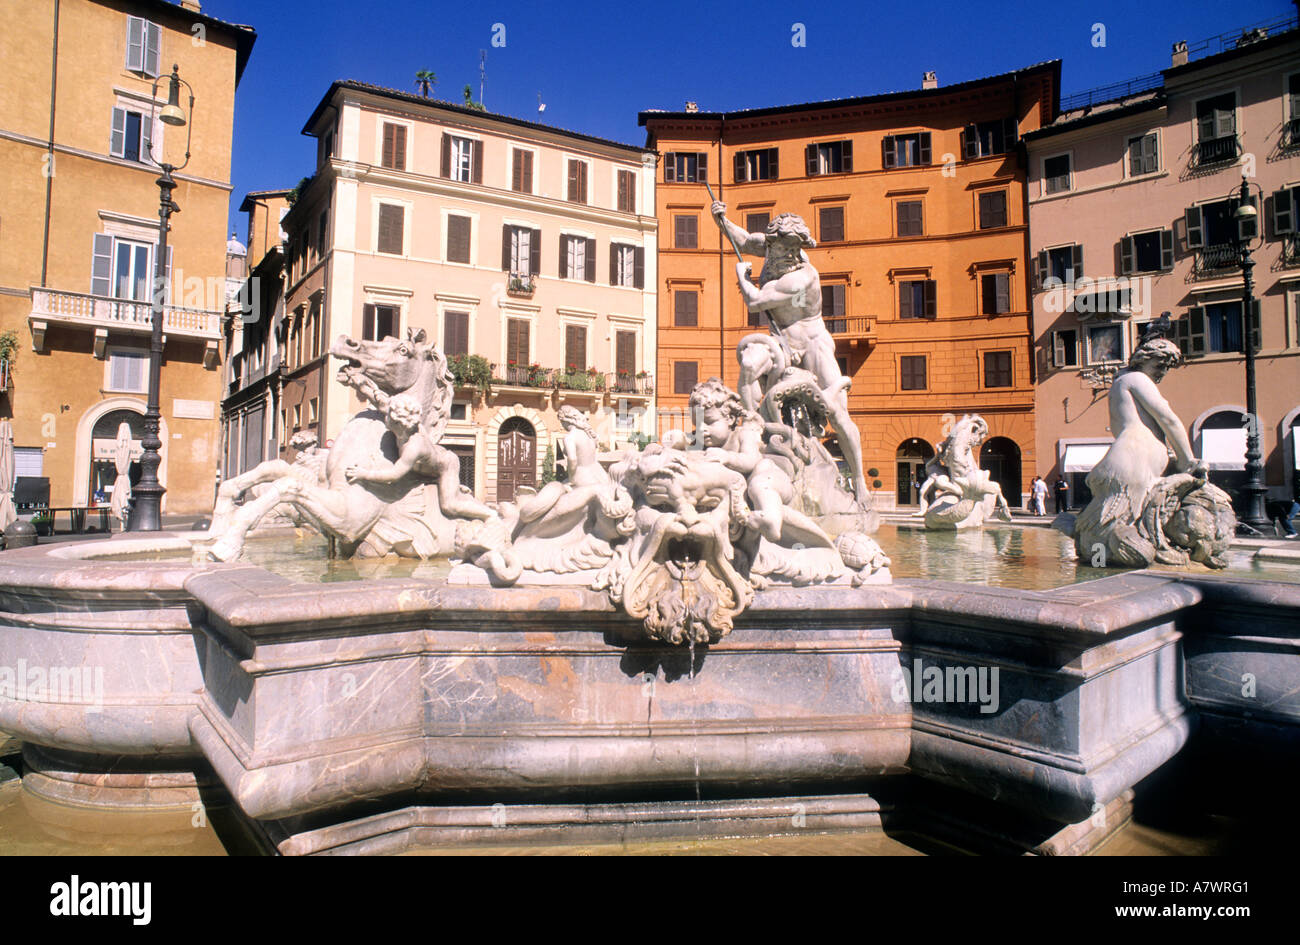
[{"left": 0, "top": 0, "right": 254, "bottom": 516}]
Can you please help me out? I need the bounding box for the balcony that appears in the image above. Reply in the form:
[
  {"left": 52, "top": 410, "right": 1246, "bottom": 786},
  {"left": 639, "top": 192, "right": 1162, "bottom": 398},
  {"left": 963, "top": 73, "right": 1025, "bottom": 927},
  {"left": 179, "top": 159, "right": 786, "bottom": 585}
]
[
  {"left": 1286, "top": 117, "right": 1300, "bottom": 150},
  {"left": 506, "top": 272, "right": 537, "bottom": 298},
  {"left": 607, "top": 372, "right": 654, "bottom": 402},
  {"left": 827, "top": 315, "right": 877, "bottom": 349},
  {"left": 29, "top": 287, "right": 222, "bottom": 366},
  {"left": 1194, "top": 135, "right": 1240, "bottom": 167},
  {"left": 1193, "top": 242, "right": 1240, "bottom": 276}
]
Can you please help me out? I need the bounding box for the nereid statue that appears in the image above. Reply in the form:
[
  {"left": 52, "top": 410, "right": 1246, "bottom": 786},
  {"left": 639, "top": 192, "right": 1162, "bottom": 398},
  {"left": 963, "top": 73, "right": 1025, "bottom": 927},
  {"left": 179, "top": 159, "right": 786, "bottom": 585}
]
[{"left": 917, "top": 415, "right": 1014, "bottom": 529}]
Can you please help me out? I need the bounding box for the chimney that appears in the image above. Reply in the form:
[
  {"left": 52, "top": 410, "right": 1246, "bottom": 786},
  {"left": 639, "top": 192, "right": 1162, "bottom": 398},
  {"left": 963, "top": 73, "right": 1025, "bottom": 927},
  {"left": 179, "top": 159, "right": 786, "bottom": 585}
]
[
  {"left": 922, "top": 71, "right": 938, "bottom": 89},
  {"left": 180, "top": 1, "right": 202, "bottom": 11},
  {"left": 684, "top": 101, "right": 699, "bottom": 113},
  {"left": 1171, "top": 41, "right": 1188, "bottom": 67}
]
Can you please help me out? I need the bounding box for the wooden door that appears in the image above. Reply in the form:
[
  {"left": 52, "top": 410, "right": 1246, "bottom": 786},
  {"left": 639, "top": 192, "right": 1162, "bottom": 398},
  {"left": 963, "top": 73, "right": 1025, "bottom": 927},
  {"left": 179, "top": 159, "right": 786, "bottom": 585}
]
[{"left": 496, "top": 417, "right": 536, "bottom": 503}]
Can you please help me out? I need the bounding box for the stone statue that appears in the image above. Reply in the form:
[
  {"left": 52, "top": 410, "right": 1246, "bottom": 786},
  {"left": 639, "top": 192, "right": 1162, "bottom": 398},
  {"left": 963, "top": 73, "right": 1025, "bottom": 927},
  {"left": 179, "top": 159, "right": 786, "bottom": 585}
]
[
  {"left": 1067, "top": 338, "right": 1235, "bottom": 569},
  {"left": 710, "top": 201, "right": 871, "bottom": 506},
  {"left": 916, "top": 415, "right": 1014, "bottom": 529},
  {"left": 197, "top": 329, "right": 492, "bottom": 562}
]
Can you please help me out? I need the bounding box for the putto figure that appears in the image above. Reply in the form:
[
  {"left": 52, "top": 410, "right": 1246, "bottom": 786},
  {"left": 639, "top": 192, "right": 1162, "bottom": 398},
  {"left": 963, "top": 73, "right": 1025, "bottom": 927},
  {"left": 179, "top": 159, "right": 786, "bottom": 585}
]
[
  {"left": 710, "top": 201, "right": 870, "bottom": 506},
  {"left": 1068, "top": 338, "right": 1235, "bottom": 569}
]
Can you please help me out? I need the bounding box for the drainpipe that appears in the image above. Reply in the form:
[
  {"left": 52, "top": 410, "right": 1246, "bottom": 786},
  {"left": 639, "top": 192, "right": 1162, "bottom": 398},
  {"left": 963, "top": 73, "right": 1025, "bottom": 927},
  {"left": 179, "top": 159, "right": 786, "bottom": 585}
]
[
  {"left": 40, "top": 0, "right": 60, "bottom": 287},
  {"left": 717, "top": 116, "right": 726, "bottom": 386}
]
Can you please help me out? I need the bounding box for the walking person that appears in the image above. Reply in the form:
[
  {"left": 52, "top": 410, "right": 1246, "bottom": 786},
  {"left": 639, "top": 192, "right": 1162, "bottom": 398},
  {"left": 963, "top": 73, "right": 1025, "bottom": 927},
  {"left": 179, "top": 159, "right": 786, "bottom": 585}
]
[
  {"left": 1053, "top": 476, "right": 1069, "bottom": 514},
  {"left": 1285, "top": 478, "right": 1300, "bottom": 539},
  {"left": 1031, "top": 475, "right": 1048, "bottom": 516}
]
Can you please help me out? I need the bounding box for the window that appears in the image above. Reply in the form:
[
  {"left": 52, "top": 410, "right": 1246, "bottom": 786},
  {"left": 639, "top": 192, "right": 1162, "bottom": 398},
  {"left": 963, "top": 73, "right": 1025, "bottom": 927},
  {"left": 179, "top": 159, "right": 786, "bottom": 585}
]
[
  {"left": 896, "top": 200, "right": 923, "bottom": 237},
  {"left": 318, "top": 209, "right": 330, "bottom": 255},
  {"left": 674, "top": 215, "right": 698, "bottom": 249},
  {"left": 564, "top": 324, "right": 588, "bottom": 372},
  {"left": 1185, "top": 199, "right": 1238, "bottom": 249},
  {"left": 807, "top": 140, "right": 853, "bottom": 175},
  {"left": 615, "top": 331, "right": 636, "bottom": 377},
  {"left": 1128, "top": 133, "right": 1159, "bottom": 176},
  {"left": 110, "top": 107, "right": 151, "bottom": 163},
  {"left": 442, "top": 134, "right": 481, "bottom": 183},
  {"left": 1037, "top": 245, "right": 1083, "bottom": 287},
  {"left": 962, "top": 118, "right": 1017, "bottom": 159},
  {"left": 617, "top": 169, "right": 636, "bottom": 212},
  {"left": 821, "top": 284, "right": 846, "bottom": 332},
  {"left": 1051, "top": 329, "right": 1079, "bottom": 367},
  {"left": 502, "top": 225, "right": 540, "bottom": 276},
  {"left": 125, "top": 17, "right": 160, "bottom": 77},
  {"left": 1274, "top": 185, "right": 1300, "bottom": 244},
  {"left": 673, "top": 361, "right": 698, "bottom": 394},
  {"left": 567, "top": 159, "right": 589, "bottom": 203},
  {"left": 1043, "top": 154, "right": 1072, "bottom": 194},
  {"left": 882, "top": 133, "right": 931, "bottom": 168},
  {"left": 1086, "top": 324, "right": 1124, "bottom": 365},
  {"left": 1196, "top": 92, "right": 1237, "bottom": 142},
  {"left": 362, "top": 303, "right": 398, "bottom": 342},
  {"left": 107, "top": 349, "right": 148, "bottom": 393},
  {"left": 1177, "top": 302, "right": 1259, "bottom": 356},
  {"left": 559, "top": 235, "right": 595, "bottom": 281},
  {"left": 1120, "top": 230, "right": 1174, "bottom": 274},
  {"left": 446, "top": 214, "right": 471, "bottom": 264},
  {"left": 309, "top": 398, "right": 319, "bottom": 425},
  {"left": 376, "top": 204, "right": 405, "bottom": 255},
  {"left": 898, "top": 279, "right": 936, "bottom": 319},
  {"left": 610, "top": 243, "right": 644, "bottom": 288},
  {"left": 900, "top": 355, "right": 927, "bottom": 390},
  {"left": 512, "top": 149, "right": 534, "bottom": 193},
  {"left": 983, "top": 350, "right": 1012, "bottom": 388},
  {"left": 674, "top": 290, "right": 698, "bottom": 327},
  {"left": 978, "top": 190, "right": 1008, "bottom": 229},
  {"left": 449, "top": 403, "right": 469, "bottom": 421},
  {"left": 745, "top": 212, "right": 770, "bottom": 234},
  {"left": 443, "top": 310, "right": 469, "bottom": 357},
  {"left": 735, "top": 147, "right": 779, "bottom": 182},
  {"left": 293, "top": 404, "right": 302, "bottom": 431},
  {"left": 506, "top": 318, "right": 531, "bottom": 365},
  {"left": 91, "top": 236, "right": 153, "bottom": 300},
  {"left": 381, "top": 122, "right": 407, "bottom": 170},
  {"left": 664, "top": 152, "right": 708, "bottom": 183},
  {"left": 819, "top": 206, "right": 845, "bottom": 243},
  {"left": 981, "top": 273, "right": 1010, "bottom": 315}
]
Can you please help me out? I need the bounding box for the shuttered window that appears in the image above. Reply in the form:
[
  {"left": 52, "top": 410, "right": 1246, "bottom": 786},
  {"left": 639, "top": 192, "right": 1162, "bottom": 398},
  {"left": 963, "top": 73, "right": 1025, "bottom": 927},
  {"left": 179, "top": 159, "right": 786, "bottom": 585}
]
[
  {"left": 900, "top": 355, "right": 927, "bottom": 391},
  {"left": 567, "top": 160, "right": 588, "bottom": 203},
  {"left": 819, "top": 206, "right": 845, "bottom": 242},
  {"left": 381, "top": 123, "right": 407, "bottom": 170},
  {"left": 1043, "top": 154, "right": 1072, "bottom": 194},
  {"left": 674, "top": 290, "right": 698, "bottom": 327},
  {"left": 108, "top": 349, "right": 148, "bottom": 392},
  {"left": 983, "top": 351, "right": 1013, "bottom": 388},
  {"left": 674, "top": 215, "right": 698, "bottom": 248},
  {"left": 978, "top": 191, "right": 1008, "bottom": 229},
  {"left": 506, "top": 318, "right": 530, "bottom": 365},
  {"left": 806, "top": 140, "right": 853, "bottom": 175},
  {"left": 617, "top": 170, "right": 636, "bottom": 212},
  {"left": 503, "top": 226, "right": 540, "bottom": 275},
  {"left": 443, "top": 310, "right": 469, "bottom": 357},
  {"left": 377, "top": 204, "right": 405, "bottom": 255},
  {"left": 821, "top": 284, "right": 846, "bottom": 331},
  {"left": 896, "top": 200, "right": 923, "bottom": 237},
  {"left": 564, "top": 324, "right": 587, "bottom": 372},
  {"left": 663, "top": 152, "right": 707, "bottom": 183},
  {"left": 611, "top": 244, "right": 642, "bottom": 287},
  {"left": 745, "top": 212, "right": 770, "bottom": 234},
  {"left": 673, "top": 361, "right": 698, "bottom": 394},
  {"left": 110, "top": 108, "right": 150, "bottom": 162},
  {"left": 881, "top": 133, "right": 930, "bottom": 168},
  {"left": 443, "top": 135, "right": 481, "bottom": 183},
  {"left": 981, "top": 273, "right": 1010, "bottom": 315},
  {"left": 362, "top": 303, "right": 398, "bottom": 342},
  {"left": 446, "top": 214, "right": 471, "bottom": 263},
  {"left": 512, "top": 149, "right": 534, "bottom": 193},
  {"left": 1127, "top": 133, "right": 1158, "bottom": 175},
  {"left": 899, "top": 279, "right": 936, "bottom": 319},
  {"left": 615, "top": 331, "right": 636, "bottom": 376},
  {"left": 734, "top": 147, "right": 779, "bottom": 182},
  {"left": 125, "top": 17, "right": 160, "bottom": 77},
  {"left": 1196, "top": 93, "right": 1236, "bottom": 141}
]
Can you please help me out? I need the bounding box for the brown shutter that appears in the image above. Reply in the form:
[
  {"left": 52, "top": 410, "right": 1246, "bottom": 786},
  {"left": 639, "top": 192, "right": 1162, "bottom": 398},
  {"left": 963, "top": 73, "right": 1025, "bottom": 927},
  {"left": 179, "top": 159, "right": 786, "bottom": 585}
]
[
  {"left": 962, "top": 124, "right": 977, "bottom": 160},
  {"left": 441, "top": 134, "right": 451, "bottom": 178},
  {"left": 585, "top": 238, "right": 596, "bottom": 283},
  {"left": 382, "top": 123, "right": 394, "bottom": 168},
  {"left": 565, "top": 324, "right": 587, "bottom": 371},
  {"left": 471, "top": 140, "right": 482, "bottom": 184},
  {"left": 697, "top": 153, "right": 707, "bottom": 183},
  {"left": 444, "top": 310, "right": 468, "bottom": 357},
  {"left": 675, "top": 290, "right": 698, "bottom": 327},
  {"left": 523, "top": 151, "right": 533, "bottom": 192},
  {"left": 734, "top": 151, "right": 746, "bottom": 183},
  {"left": 609, "top": 243, "right": 619, "bottom": 285},
  {"left": 924, "top": 279, "right": 936, "bottom": 317},
  {"left": 530, "top": 229, "right": 541, "bottom": 275},
  {"left": 377, "top": 205, "right": 404, "bottom": 254},
  {"left": 995, "top": 273, "right": 1010, "bottom": 314},
  {"left": 616, "top": 331, "right": 635, "bottom": 375},
  {"left": 393, "top": 125, "right": 406, "bottom": 170},
  {"left": 502, "top": 225, "right": 512, "bottom": 271},
  {"left": 882, "top": 137, "right": 896, "bottom": 169},
  {"left": 567, "top": 160, "right": 578, "bottom": 201},
  {"left": 512, "top": 150, "right": 523, "bottom": 191},
  {"left": 806, "top": 143, "right": 818, "bottom": 175},
  {"left": 507, "top": 318, "right": 530, "bottom": 364},
  {"left": 673, "top": 361, "right": 698, "bottom": 394},
  {"left": 363, "top": 303, "right": 376, "bottom": 341},
  {"left": 558, "top": 235, "right": 568, "bottom": 278},
  {"left": 447, "top": 215, "right": 471, "bottom": 264},
  {"left": 633, "top": 246, "right": 644, "bottom": 289},
  {"left": 842, "top": 140, "right": 853, "bottom": 173},
  {"left": 919, "top": 133, "right": 932, "bottom": 164}
]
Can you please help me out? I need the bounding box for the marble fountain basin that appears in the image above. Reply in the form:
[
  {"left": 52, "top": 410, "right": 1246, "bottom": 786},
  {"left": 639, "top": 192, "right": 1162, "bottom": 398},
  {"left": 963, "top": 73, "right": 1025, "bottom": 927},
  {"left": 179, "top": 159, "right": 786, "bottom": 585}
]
[{"left": 0, "top": 528, "right": 1296, "bottom": 855}]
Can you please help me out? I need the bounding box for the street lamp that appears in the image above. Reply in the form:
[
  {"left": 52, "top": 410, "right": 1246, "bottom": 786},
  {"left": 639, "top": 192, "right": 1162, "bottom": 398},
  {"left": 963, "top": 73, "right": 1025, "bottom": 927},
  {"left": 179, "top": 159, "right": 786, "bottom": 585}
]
[
  {"left": 1231, "top": 172, "right": 1271, "bottom": 532},
  {"left": 129, "top": 65, "right": 194, "bottom": 532}
]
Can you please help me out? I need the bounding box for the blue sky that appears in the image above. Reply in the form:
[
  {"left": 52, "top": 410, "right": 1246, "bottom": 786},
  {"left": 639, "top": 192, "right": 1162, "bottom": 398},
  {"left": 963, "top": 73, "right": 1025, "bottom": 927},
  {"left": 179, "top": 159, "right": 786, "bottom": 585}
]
[{"left": 218, "top": 0, "right": 1295, "bottom": 236}]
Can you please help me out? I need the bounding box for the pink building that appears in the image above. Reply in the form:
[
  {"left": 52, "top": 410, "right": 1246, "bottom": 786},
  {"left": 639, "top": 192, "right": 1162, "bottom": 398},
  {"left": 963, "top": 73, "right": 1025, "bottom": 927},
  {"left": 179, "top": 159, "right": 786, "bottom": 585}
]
[{"left": 1026, "top": 16, "right": 1300, "bottom": 514}]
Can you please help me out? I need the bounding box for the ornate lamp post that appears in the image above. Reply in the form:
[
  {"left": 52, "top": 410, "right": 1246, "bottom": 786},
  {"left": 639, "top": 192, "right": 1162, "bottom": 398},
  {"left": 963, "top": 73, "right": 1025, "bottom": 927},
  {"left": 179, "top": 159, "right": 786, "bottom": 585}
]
[
  {"left": 129, "top": 65, "right": 193, "bottom": 531},
  {"left": 1232, "top": 172, "right": 1271, "bottom": 532}
]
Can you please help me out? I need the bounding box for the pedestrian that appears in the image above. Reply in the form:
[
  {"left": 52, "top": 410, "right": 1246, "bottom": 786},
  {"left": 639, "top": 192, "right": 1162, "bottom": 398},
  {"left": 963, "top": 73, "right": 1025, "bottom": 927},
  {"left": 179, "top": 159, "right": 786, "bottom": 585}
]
[
  {"left": 1284, "top": 478, "right": 1300, "bottom": 539},
  {"left": 1053, "top": 476, "right": 1069, "bottom": 514},
  {"left": 1031, "top": 475, "right": 1048, "bottom": 516}
]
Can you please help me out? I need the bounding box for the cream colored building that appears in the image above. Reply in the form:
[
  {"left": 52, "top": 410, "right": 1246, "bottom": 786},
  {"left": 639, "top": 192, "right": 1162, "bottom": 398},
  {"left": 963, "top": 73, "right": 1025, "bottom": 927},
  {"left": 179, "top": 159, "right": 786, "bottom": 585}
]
[
  {"left": 283, "top": 81, "right": 658, "bottom": 503},
  {"left": 0, "top": 0, "right": 254, "bottom": 516}
]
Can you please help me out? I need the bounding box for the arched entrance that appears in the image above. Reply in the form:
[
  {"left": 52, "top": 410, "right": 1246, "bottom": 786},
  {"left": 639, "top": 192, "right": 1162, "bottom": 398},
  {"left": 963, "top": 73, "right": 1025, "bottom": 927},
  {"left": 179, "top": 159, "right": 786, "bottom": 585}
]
[
  {"left": 1198, "top": 409, "right": 1248, "bottom": 503},
  {"left": 89, "top": 409, "right": 144, "bottom": 505},
  {"left": 979, "top": 437, "right": 1021, "bottom": 508},
  {"left": 896, "top": 437, "right": 934, "bottom": 506},
  {"left": 496, "top": 416, "right": 536, "bottom": 503},
  {"left": 72, "top": 398, "right": 167, "bottom": 508}
]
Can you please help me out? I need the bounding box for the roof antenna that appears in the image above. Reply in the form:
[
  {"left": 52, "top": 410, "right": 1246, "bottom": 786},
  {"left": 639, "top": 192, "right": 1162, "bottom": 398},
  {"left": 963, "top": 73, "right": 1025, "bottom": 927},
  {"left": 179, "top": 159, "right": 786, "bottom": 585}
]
[
  {"left": 479, "top": 49, "right": 486, "bottom": 107},
  {"left": 537, "top": 91, "right": 546, "bottom": 113}
]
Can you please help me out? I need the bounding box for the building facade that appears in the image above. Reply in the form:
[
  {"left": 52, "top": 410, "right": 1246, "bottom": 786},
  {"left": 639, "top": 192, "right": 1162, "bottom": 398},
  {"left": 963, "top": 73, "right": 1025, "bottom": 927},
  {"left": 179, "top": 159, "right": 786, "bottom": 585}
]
[
  {"left": 1026, "top": 17, "right": 1300, "bottom": 509},
  {"left": 640, "top": 62, "right": 1059, "bottom": 510},
  {"left": 0, "top": 0, "right": 254, "bottom": 515},
  {"left": 280, "top": 82, "right": 658, "bottom": 503}
]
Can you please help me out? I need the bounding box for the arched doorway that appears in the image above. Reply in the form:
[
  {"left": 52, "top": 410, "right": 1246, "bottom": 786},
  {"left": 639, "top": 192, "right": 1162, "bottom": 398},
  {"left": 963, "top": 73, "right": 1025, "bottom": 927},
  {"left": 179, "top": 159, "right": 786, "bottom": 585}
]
[
  {"left": 979, "top": 437, "right": 1021, "bottom": 508},
  {"left": 896, "top": 437, "right": 934, "bottom": 506},
  {"left": 496, "top": 417, "right": 536, "bottom": 503},
  {"left": 1198, "top": 409, "right": 1248, "bottom": 504},
  {"left": 89, "top": 410, "right": 144, "bottom": 506}
]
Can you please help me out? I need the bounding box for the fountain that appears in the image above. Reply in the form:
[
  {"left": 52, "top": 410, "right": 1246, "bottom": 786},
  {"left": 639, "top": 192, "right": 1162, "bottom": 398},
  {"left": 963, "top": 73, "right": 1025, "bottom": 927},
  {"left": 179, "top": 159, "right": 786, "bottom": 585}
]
[{"left": 1, "top": 209, "right": 1296, "bottom": 856}]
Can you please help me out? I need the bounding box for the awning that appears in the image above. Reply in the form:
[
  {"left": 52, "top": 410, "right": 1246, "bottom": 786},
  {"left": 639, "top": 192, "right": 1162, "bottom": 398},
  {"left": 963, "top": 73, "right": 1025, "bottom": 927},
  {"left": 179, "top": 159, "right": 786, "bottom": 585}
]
[
  {"left": 1062, "top": 443, "right": 1111, "bottom": 473},
  {"left": 1201, "top": 427, "right": 1246, "bottom": 470}
]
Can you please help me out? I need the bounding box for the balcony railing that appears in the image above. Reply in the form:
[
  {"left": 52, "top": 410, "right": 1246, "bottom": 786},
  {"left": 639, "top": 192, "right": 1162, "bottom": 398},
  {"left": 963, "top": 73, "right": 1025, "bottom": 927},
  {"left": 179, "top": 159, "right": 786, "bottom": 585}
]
[
  {"left": 30, "top": 287, "right": 222, "bottom": 339},
  {"left": 1194, "top": 242, "right": 1240, "bottom": 274},
  {"left": 1195, "top": 135, "right": 1240, "bottom": 167},
  {"left": 1286, "top": 117, "right": 1300, "bottom": 149},
  {"left": 826, "top": 315, "right": 876, "bottom": 340},
  {"left": 608, "top": 373, "right": 653, "bottom": 396},
  {"left": 493, "top": 363, "right": 555, "bottom": 388},
  {"left": 490, "top": 364, "right": 638, "bottom": 396},
  {"left": 506, "top": 272, "right": 537, "bottom": 297}
]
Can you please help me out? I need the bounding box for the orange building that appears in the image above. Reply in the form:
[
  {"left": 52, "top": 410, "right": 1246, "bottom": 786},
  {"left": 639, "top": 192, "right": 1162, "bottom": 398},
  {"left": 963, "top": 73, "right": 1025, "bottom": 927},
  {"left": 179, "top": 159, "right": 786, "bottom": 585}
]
[{"left": 640, "top": 63, "right": 1059, "bottom": 509}]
